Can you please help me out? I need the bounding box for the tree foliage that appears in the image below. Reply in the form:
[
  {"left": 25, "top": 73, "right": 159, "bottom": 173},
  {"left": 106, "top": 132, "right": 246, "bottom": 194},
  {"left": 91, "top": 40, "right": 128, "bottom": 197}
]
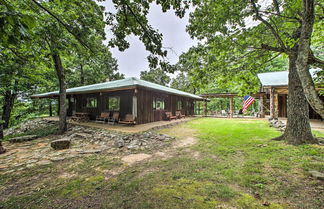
[{"left": 140, "top": 68, "right": 171, "bottom": 86}]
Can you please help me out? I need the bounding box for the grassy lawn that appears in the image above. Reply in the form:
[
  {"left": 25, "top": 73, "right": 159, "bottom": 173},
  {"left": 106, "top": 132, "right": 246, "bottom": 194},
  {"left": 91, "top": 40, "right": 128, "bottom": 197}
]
[{"left": 1, "top": 118, "right": 323, "bottom": 209}]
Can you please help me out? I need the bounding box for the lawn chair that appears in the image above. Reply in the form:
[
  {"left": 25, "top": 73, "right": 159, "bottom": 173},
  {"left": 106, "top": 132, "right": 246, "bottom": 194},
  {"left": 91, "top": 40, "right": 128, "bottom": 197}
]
[
  {"left": 119, "top": 114, "right": 136, "bottom": 125},
  {"left": 96, "top": 112, "right": 110, "bottom": 123},
  {"left": 165, "top": 112, "right": 177, "bottom": 121},
  {"left": 176, "top": 111, "right": 185, "bottom": 119},
  {"left": 107, "top": 112, "right": 120, "bottom": 125}
]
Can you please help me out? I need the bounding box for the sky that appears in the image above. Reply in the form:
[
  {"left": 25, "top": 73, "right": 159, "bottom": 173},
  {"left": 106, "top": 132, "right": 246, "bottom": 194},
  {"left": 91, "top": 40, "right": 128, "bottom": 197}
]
[{"left": 98, "top": 2, "right": 198, "bottom": 78}]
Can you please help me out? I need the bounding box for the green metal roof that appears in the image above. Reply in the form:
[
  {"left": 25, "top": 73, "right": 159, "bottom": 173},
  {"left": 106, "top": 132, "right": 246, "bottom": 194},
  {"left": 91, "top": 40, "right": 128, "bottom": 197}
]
[
  {"left": 32, "top": 77, "right": 204, "bottom": 100},
  {"left": 257, "top": 68, "right": 320, "bottom": 87}
]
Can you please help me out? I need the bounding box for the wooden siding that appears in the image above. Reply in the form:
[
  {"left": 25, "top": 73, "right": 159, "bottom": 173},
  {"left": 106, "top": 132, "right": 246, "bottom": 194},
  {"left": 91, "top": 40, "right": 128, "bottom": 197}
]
[
  {"left": 136, "top": 88, "right": 195, "bottom": 124},
  {"left": 71, "top": 90, "right": 134, "bottom": 120},
  {"left": 67, "top": 87, "right": 197, "bottom": 124}
]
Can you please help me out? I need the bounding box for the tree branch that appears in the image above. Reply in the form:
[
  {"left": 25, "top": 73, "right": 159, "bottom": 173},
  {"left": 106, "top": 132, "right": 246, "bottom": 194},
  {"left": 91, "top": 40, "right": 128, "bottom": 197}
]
[
  {"left": 253, "top": 44, "right": 285, "bottom": 53},
  {"left": 272, "top": 0, "right": 281, "bottom": 15},
  {"left": 308, "top": 52, "right": 324, "bottom": 68},
  {"left": 30, "top": 0, "right": 91, "bottom": 52},
  {"left": 250, "top": 0, "right": 286, "bottom": 50},
  {"left": 259, "top": 11, "right": 302, "bottom": 23}
]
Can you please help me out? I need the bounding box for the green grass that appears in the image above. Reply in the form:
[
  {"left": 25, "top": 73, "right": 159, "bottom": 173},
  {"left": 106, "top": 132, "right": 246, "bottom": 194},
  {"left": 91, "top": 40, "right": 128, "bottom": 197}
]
[{"left": 1, "top": 118, "right": 323, "bottom": 209}]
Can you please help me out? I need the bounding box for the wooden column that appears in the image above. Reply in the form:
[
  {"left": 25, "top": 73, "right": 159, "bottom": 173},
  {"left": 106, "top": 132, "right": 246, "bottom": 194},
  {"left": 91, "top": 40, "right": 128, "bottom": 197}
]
[
  {"left": 49, "top": 99, "right": 52, "bottom": 117},
  {"left": 204, "top": 100, "right": 207, "bottom": 116},
  {"left": 198, "top": 102, "right": 201, "bottom": 115},
  {"left": 259, "top": 94, "right": 265, "bottom": 118},
  {"left": 229, "top": 97, "right": 234, "bottom": 118},
  {"left": 270, "top": 88, "right": 278, "bottom": 119}
]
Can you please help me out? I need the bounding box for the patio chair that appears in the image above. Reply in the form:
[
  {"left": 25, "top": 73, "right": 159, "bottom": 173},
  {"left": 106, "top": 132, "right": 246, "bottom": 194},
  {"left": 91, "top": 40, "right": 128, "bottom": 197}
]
[
  {"left": 96, "top": 112, "right": 110, "bottom": 123},
  {"left": 165, "top": 112, "right": 177, "bottom": 121},
  {"left": 119, "top": 114, "right": 136, "bottom": 125},
  {"left": 176, "top": 111, "right": 185, "bottom": 119},
  {"left": 107, "top": 112, "right": 120, "bottom": 125}
]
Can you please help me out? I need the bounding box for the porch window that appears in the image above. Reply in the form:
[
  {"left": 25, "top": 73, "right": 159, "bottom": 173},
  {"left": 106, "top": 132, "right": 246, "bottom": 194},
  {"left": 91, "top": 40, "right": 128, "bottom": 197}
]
[
  {"left": 86, "top": 97, "right": 97, "bottom": 108},
  {"left": 108, "top": 96, "right": 120, "bottom": 111},
  {"left": 153, "top": 97, "right": 165, "bottom": 110},
  {"left": 177, "top": 100, "right": 182, "bottom": 110}
]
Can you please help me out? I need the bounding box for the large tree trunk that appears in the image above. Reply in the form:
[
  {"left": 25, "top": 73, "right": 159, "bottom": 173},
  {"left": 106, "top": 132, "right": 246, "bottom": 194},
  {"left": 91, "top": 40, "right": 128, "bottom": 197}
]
[
  {"left": 52, "top": 53, "right": 67, "bottom": 133},
  {"left": 1, "top": 90, "right": 17, "bottom": 129},
  {"left": 274, "top": 53, "right": 317, "bottom": 145},
  {"left": 295, "top": 0, "right": 324, "bottom": 118},
  {"left": 0, "top": 116, "right": 6, "bottom": 154}
]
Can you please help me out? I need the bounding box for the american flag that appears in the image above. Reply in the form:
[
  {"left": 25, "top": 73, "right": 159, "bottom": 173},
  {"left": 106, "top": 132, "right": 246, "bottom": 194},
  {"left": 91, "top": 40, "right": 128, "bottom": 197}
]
[{"left": 243, "top": 95, "right": 255, "bottom": 112}]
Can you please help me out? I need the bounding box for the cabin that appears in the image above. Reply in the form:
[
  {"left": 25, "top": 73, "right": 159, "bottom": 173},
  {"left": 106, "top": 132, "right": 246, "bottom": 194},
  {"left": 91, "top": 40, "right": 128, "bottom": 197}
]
[
  {"left": 31, "top": 77, "right": 205, "bottom": 124},
  {"left": 257, "top": 69, "right": 323, "bottom": 120}
]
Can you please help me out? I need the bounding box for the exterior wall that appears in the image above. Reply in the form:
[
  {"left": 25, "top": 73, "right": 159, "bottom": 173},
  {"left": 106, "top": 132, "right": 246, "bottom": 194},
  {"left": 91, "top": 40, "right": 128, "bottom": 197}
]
[
  {"left": 278, "top": 94, "right": 287, "bottom": 117},
  {"left": 71, "top": 90, "right": 134, "bottom": 120},
  {"left": 264, "top": 86, "right": 322, "bottom": 120},
  {"left": 136, "top": 88, "right": 195, "bottom": 124},
  {"left": 67, "top": 88, "right": 197, "bottom": 124}
]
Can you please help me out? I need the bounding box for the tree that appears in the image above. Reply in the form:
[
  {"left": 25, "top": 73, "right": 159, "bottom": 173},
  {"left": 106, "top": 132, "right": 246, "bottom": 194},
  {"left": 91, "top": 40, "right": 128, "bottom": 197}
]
[
  {"left": 29, "top": 0, "right": 107, "bottom": 133},
  {"left": 185, "top": 0, "right": 323, "bottom": 144},
  {"left": 30, "top": 0, "right": 189, "bottom": 133},
  {"left": 65, "top": 45, "right": 124, "bottom": 88},
  {"left": 0, "top": 116, "right": 4, "bottom": 154},
  {"left": 170, "top": 72, "right": 195, "bottom": 93},
  {"left": 140, "top": 68, "right": 171, "bottom": 86},
  {"left": 295, "top": 0, "right": 324, "bottom": 118}
]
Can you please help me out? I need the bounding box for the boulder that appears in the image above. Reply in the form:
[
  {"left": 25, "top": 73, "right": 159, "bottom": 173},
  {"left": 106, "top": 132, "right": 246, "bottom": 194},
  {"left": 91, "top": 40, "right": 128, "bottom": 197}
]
[
  {"left": 9, "top": 135, "right": 38, "bottom": 143},
  {"left": 309, "top": 170, "right": 324, "bottom": 181},
  {"left": 51, "top": 138, "right": 71, "bottom": 150}
]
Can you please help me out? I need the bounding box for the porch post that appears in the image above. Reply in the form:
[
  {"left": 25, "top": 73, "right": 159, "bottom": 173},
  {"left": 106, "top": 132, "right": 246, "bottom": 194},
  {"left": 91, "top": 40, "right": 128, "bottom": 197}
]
[
  {"left": 270, "top": 88, "right": 278, "bottom": 119},
  {"left": 198, "top": 102, "right": 201, "bottom": 115},
  {"left": 49, "top": 99, "right": 52, "bottom": 117},
  {"left": 259, "top": 94, "right": 265, "bottom": 118},
  {"left": 204, "top": 100, "right": 207, "bottom": 116},
  {"left": 229, "top": 97, "right": 234, "bottom": 118}
]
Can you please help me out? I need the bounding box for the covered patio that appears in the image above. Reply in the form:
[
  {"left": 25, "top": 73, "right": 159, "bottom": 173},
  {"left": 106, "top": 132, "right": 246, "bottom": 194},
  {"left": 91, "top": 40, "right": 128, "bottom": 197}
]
[{"left": 198, "top": 92, "right": 267, "bottom": 118}]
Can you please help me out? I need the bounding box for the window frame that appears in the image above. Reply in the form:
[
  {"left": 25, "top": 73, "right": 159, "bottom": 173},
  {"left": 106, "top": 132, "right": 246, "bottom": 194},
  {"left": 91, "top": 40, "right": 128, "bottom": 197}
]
[
  {"left": 177, "top": 100, "right": 182, "bottom": 110},
  {"left": 86, "top": 97, "right": 97, "bottom": 108},
  {"left": 107, "top": 96, "right": 120, "bottom": 111},
  {"left": 153, "top": 97, "right": 165, "bottom": 110}
]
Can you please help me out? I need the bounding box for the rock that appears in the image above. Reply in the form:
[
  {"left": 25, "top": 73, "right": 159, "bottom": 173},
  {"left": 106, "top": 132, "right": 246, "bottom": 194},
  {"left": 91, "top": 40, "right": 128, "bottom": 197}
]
[
  {"left": 9, "top": 135, "right": 38, "bottom": 143},
  {"left": 51, "top": 138, "right": 71, "bottom": 150},
  {"left": 70, "top": 133, "right": 89, "bottom": 139},
  {"left": 114, "top": 139, "right": 124, "bottom": 148},
  {"left": 317, "top": 137, "right": 324, "bottom": 144},
  {"left": 78, "top": 149, "right": 102, "bottom": 154},
  {"left": 127, "top": 144, "right": 140, "bottom": 150},
  {"left": 50, "top": 157, "right": 67, "bottom": 162},
  {"left": 37, "top": 160, "right": 52, "bottom": 166},
  {"left": 156, "top": 135, "right": 165, "bottom": 141},
  {"left": 309, "top": 170, "right": 324, "bottom": 181},
  {"left": 0, "top": 145, "right": 6, "bottom": 154}
]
